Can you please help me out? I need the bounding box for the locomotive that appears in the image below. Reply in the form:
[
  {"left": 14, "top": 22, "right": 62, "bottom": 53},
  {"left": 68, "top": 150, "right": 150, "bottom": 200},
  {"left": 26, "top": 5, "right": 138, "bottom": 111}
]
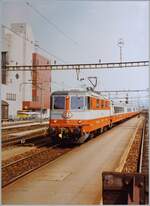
[{"left": 49, "top": 89, "right": 139, "bottom": 145}]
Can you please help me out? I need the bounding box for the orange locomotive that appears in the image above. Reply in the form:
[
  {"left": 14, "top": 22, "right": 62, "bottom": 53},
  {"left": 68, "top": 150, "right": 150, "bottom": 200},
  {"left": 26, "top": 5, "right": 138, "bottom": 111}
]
[{"left": 49, "top": 89, "right": 139, "bottom": 144}]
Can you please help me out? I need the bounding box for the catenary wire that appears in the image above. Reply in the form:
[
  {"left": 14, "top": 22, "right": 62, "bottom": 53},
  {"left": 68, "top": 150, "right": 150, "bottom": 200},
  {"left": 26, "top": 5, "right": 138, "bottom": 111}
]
[
  {"left": 2, "top": 24, "right": 66, "bottom": 64},
  {"left": 26, "top": 1, "right": 78, "bottom": 45}
]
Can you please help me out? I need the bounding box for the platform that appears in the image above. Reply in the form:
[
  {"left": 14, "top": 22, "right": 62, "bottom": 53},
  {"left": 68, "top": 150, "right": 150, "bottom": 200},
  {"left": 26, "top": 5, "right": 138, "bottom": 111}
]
[{"left": 2, "top": 116, "right": 142, "bottom": 204}]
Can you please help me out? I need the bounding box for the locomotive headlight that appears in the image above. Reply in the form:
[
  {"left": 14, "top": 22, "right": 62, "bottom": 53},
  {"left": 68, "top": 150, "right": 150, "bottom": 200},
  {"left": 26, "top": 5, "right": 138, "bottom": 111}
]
[
  {"left": 78, "top": 120, "right": 82, "bottom": 124},
  {"left": 59, "top": 133, "right": 62, "bottom": 138},
  {"left": 54, "top": 120, "right": 57, "bottom": 123}
]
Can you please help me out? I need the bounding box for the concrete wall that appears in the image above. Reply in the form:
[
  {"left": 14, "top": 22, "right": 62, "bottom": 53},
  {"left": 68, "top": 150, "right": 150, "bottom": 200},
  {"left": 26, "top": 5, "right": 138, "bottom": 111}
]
[{"left": 1, "top": 23, "right": 34, "bottom": 119}]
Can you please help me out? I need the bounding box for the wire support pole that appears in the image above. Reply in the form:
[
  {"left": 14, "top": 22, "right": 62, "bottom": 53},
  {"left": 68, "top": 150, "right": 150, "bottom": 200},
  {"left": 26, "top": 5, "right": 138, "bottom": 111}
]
[
  {"left": 4, "top": 60, "right": 149, "bottom": 71},
  {"left": 120, "top": 46, "right": 122, "bottom": 63}
]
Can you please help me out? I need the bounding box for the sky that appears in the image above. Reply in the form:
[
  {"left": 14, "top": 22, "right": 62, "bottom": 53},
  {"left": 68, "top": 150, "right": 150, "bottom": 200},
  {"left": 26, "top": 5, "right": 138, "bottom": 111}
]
[{"left": 1, "top": 0, "right": 149, "bottom": 105}]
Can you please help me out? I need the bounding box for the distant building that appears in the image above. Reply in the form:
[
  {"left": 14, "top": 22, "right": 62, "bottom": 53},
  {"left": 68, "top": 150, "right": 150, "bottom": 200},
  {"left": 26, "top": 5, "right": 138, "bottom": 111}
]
[
  {"left": 1, "top": 23, "right": 51, "bottom": 120},
  {"left": 23, "top": 53, "right": 51, "bottom": 118},
  {"left": 1, "top": 23, "right": 34, "bottom": 119}
]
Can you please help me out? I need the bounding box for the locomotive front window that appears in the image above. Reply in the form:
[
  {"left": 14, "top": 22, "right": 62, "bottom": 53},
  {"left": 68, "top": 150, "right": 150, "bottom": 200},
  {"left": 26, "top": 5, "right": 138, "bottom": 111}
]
[
  {"left": 71, "top": 96, "right": 84, "bottom": 110},
  {"left": 53, "top": 96, "right": 65, "bottom": 109}
]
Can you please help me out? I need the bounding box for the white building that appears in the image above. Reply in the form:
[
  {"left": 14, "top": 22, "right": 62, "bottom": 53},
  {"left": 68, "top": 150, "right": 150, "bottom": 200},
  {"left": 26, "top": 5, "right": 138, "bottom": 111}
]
[{"left": 1, "top": 23, "right": 34, "bottom": 119}]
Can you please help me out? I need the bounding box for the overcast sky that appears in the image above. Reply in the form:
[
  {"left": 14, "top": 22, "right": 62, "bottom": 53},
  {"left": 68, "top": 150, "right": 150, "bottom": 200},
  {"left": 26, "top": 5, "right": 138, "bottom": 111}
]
[{"left": 2, "top": 0, "right": 149, "bottom": 105}]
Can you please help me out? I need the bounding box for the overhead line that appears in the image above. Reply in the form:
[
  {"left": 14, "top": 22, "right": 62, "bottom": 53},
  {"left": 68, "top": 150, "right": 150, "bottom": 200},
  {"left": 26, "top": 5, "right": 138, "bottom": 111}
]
[
  {"left": 36, "top": 45, "right": 66, "bottom": 63},
  {"left": 110, "top": 96, "right": 149, "bottom": 100},
  {"left": 26, "top": 1, "right": 78, "bottom": 45},
  {"left": 98, "top": 89, "right": 149, "bottom": 93},
  {"left": 1, "top": 24, "right": 66, "bottom": 64},
  {"left": 4, "top": 60, "right": 149, "bottom": 71}
]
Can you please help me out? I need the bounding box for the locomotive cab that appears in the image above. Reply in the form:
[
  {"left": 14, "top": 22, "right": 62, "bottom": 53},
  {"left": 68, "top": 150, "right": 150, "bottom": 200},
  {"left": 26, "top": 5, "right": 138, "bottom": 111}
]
[{"left": 49, "top": 91, "right": 88, "bottom": 144}]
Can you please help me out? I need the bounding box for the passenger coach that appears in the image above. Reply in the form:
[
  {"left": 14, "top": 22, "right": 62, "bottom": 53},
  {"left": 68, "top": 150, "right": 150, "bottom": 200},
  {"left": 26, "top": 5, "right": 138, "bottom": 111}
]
[{"left": 49, "top": 89, "right": 139, "bottom": 144}]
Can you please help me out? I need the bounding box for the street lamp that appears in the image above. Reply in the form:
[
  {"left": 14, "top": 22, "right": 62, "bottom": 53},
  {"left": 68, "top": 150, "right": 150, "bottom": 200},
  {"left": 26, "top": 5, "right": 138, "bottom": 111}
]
[{"left": 117, "top": 38, "right": 124, "bottom": 63}]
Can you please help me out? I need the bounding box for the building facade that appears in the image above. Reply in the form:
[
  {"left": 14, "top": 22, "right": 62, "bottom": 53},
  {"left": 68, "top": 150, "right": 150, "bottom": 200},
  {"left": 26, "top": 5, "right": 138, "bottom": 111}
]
[
  {"left": 1, "top": 23, "right": 34, "bottom": 119},
  {"left": 23, "top": 53, "right": 51, "bottom": 118}
]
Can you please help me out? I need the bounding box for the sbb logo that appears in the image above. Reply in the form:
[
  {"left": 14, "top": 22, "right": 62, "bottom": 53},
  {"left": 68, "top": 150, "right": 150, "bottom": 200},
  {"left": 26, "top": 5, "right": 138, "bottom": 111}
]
[{"left": 62, "top": 111, "right": 72, "bottom": 119}]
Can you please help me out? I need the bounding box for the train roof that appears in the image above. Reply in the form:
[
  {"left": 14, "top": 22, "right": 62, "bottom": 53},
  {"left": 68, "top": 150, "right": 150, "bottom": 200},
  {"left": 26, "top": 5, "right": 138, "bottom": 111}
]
[{"left": 52, "top": 90, "right": 109, "bottom": 99}]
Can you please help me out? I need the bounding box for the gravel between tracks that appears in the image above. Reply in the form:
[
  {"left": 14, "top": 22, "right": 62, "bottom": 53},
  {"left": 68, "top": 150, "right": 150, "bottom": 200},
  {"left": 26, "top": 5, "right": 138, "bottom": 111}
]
[
  {"left": 2, "top": 146, "right": 71, "bottom": 187},
  {"left": 122, "top": 117, "right": 145, "bottom": 173}
]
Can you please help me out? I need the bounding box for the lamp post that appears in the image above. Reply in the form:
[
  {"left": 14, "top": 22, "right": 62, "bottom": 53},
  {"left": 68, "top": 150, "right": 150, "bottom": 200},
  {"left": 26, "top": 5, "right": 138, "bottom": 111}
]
[{"left": 117, "top": 38, "right": 124, "bottom": 63}]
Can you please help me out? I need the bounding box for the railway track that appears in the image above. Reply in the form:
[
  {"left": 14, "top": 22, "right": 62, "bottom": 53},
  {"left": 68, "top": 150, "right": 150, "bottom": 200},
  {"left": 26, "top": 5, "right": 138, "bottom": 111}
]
[
  {"left": 140, "top": 115, "right": 149, "bottom": 174},
  {"left": 2, "top": 115, "right": 144, "bottom": 205},
  {"left": 121, "top": 114, "right": 148, "bottom": 174},
  {"left": 2, "top": 144, "right": 71, "bottom": 187},
  {"left": 2, "top": 116, "right": 126, "bottom": 187},
  {"left": 2, "top": 122, "right": 48, "bottom": 139},
  {"left": 2, "top": 127, "right": 49, "bottom": 148},
  {"left": 2, "top": 115, "right": 147, "bottom": 192},
  {"left": 102, "top": 113, "right": 149, "bottom": 204},
  {"left": 2, "top": 120, "right": 39, "bottom": 127}
]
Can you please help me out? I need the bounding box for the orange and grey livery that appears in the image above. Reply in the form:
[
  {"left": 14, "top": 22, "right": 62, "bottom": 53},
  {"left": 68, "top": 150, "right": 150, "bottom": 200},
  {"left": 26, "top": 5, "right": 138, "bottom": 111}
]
[{"left": 49, "top": 90, "right": 139, "bottom": 145}]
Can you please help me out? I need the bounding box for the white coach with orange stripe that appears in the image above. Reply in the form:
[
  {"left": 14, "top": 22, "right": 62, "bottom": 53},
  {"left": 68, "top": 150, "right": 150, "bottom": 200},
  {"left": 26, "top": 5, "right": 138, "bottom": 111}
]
[{"left": 49, "top": 89, "right": 139, "bottom": 145}]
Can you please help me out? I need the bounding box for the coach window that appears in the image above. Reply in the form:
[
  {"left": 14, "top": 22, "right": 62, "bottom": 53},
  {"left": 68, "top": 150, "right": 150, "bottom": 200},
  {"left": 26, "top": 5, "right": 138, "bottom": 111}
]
[
  {"left": 71, "top": 96, "right": 84, "bottom": 110},
  {"left": 114, "top": 106, "right": 124, "bottom": 113},
  {"left": 85, "top": 97, "right": 88, "bottom": 109},
  {"left": 127, "top": 108, "right": 131, "bottom": 112},
  {"left": 96, "top": 99, "right": 99, "bottom": 108},
  {"left": 105, "top": 101, "right": 108, "bottom": 108},
  {"left": 85, "top": 96, "right": 90, "bottom": 109},
  {"left": 101, "top": 100, "right": 104, "bottom": 108},
  {"left": 53, "top": 96, "right": 65, "bottom": 109}
]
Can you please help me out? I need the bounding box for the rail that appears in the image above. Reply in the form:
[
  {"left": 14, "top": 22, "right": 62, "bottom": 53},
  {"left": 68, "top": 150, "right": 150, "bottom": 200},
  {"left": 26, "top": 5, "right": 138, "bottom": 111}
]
[
  {"left": 138, "top": 119, "right": 146, "bottom": 173},
  {"left": 2, "top": 144, "right": 71, "bottom": 187},
  {"left": 2, "top": 127, "right": 48, "bottom": 147},
  {"left": 102, "top": 113, "right": 149, "bottom": 204}
]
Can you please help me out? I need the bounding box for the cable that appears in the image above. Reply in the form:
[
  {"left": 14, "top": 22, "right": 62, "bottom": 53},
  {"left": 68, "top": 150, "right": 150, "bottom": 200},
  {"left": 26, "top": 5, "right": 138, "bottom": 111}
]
[
  {"left": 110, "top": 95, "right": 149, "bottom": 100},
  {"left": 26, "top": 1, "right": 78, "bottom": 45},
  {"left": 51, "top": 80, "right": 76, "bottom": 89},
  {"left": 2, "top": 24, "right": 66, "bottom": 63},
  {"left": 36, "top": 45, "right": 66, "bottom": 63},
  {"left": 99, "top": 89, "right": 149, "bottom": 93}
]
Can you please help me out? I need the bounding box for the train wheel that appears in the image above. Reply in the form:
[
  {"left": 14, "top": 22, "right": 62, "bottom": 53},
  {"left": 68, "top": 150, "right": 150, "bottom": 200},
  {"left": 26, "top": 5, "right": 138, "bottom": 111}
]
[
  {"left": 103, "top": 127, "right": 106, "bottom": 132},
  {"left": 97, "top": 129, "right": 101, "bottom": 135},
  {"left": 109, "top": 122, "right": 113, "bottom": 129},
  {"left": 100, "top": 127, "right": 104, "bottom": 134},
  {"left": 89, "top": 132, "right": 94, "bottom": 139}
]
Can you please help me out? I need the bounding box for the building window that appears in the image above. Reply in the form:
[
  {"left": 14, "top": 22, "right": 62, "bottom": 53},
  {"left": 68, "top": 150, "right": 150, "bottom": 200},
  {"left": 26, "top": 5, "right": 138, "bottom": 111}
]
[
  {"left": 15, "top": 73, "right": 19, "bottom": 79},
  {"left": 1, "top": 51, "right": 8, "bottom": 84},
  {"left": 33, "top": 96, "right": 38, "bottom": 102},
  {"left": 33, "top": 96, "right": 36, "bottom": 102},
  {"left": 6, "top": 93, "right": 16, "bottom": 101}
]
